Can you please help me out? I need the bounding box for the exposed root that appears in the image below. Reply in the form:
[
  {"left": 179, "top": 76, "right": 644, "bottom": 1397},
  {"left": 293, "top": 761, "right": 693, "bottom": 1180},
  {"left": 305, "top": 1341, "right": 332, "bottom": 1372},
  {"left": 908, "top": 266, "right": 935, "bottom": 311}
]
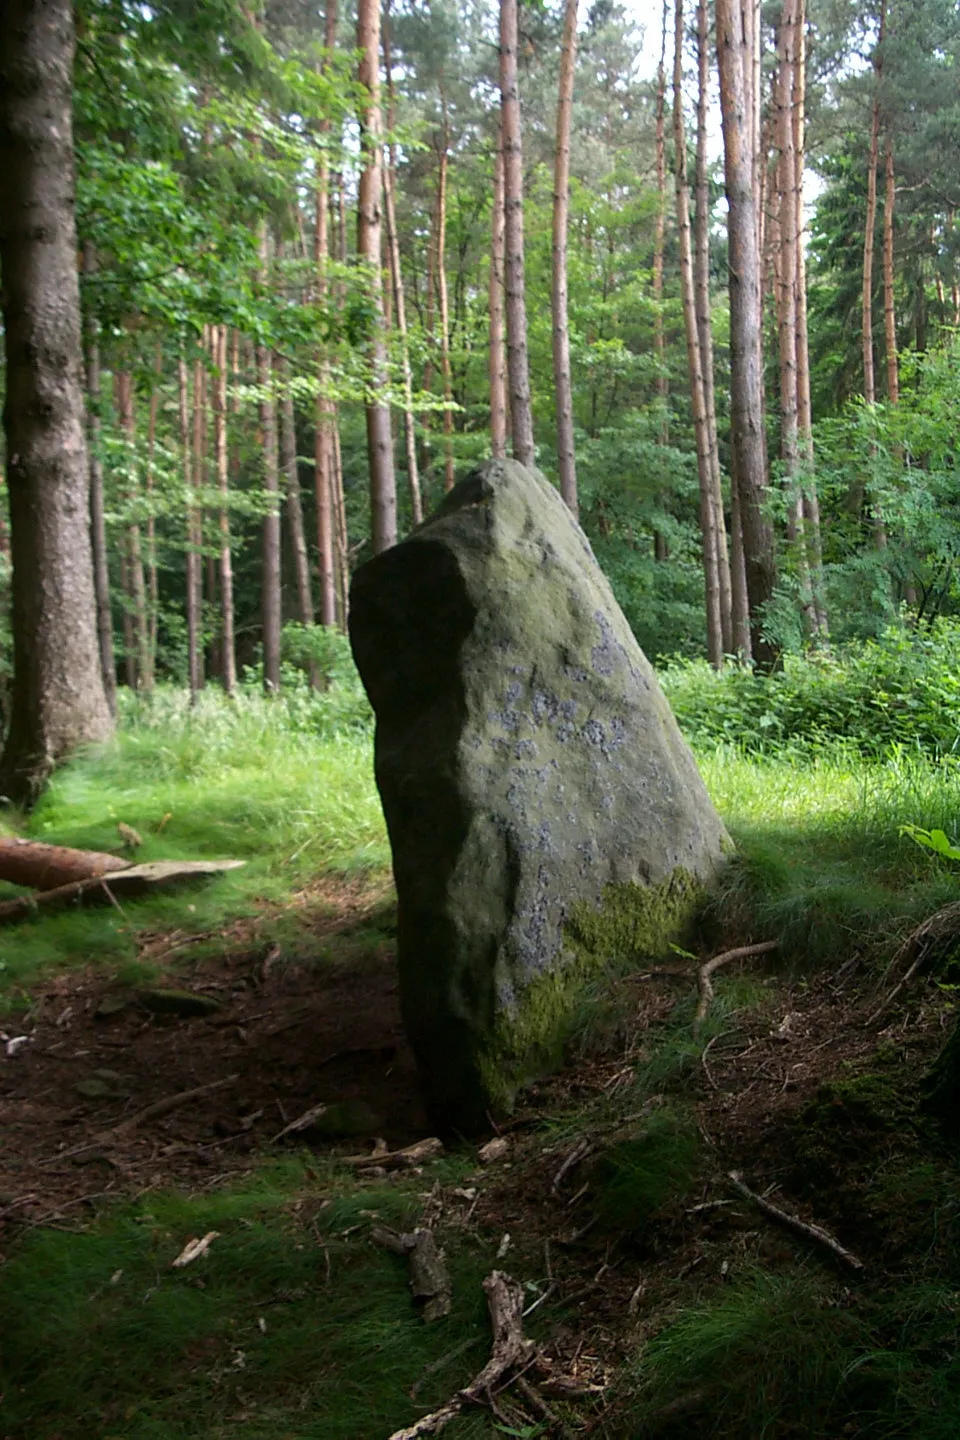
[
  {"left": 693, "top": 941, "right": 779, "bottom": 1037},
  {"left": 868, "top": 901, "right": 960, "bottom": 1027}
]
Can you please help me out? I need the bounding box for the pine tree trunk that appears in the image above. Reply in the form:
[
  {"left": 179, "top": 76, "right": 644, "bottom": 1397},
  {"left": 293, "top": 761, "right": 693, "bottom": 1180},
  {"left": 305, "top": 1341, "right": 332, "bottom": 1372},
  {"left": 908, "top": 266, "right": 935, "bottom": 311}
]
[
  {"left": 716, "top": 0, "right": 777, "bottom": 669},
  {"left": 332, "top": 424, "right": 349, "bottom": 630},
  {"left": 314, "top": 0, "right": 339, "bottom": 627},
  {"left": 278, "top": 360, "right": 314, "bottom": 629},
  {"left": 730, "top": 473, "right": 753, "bottom": 660},
  {"left": 552, "top": 0, "right": 579, "bottom": 517},
  {"left": 213, "top": 325, "right": 236, "bottom": 694},
  {"left": 675, "top": 0, "right": 723, "bottom": 667},
  {"left": 82, "top": 241, "right": 117, "bottom": 716},
  {"left": 499, "top": 0, "right": 535, "bottom": 465},
  {"left": 883, "top": 141, "right": 899, "bottom": 405},
  {"left": 793, "top": 0, "right": 828, "bottom": 638},
  {"left": 382, "top": 2, "right": 423, "bottom": 524},
  {"left": 189, "top": 355, "right": 206, "bottom": 694},
  {"left": 862, "top": 1, "right": 889, "bottom": 549},
  {"left": 256, "top": 235, "right": 282, "bottom": 692},
  {"left": 695, "top": 0, "right": 732, "bottom": 653},
  {"left": 357, "top": 0, "right": 398, "bottom": 552},
  {"left": 179, "top": 356, "right": 200, "bottom": 702},
  {"left": 489, "top": 129, "right": 509, "bottom": 461},
  {"left": 435, "top": 100, "right": 456, "bottom": 493},
  {"left": 0, "top": 0, "right": 113, "bottom": 802},
  {"left": 654, "top": 0, "right": 669, "bottom": 439},
  {"left": 113, "top": 367, "right": 150, "bottom": 691},
  {"left": 144, "top": 346, "right": 161, "bottom": 683}
]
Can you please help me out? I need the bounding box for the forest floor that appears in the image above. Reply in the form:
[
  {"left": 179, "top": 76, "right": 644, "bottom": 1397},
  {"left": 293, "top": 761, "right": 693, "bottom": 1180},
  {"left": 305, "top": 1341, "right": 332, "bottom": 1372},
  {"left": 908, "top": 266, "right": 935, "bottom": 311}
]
[{"left": 2, "top": 693, "right": 960, "bottom": 1438}]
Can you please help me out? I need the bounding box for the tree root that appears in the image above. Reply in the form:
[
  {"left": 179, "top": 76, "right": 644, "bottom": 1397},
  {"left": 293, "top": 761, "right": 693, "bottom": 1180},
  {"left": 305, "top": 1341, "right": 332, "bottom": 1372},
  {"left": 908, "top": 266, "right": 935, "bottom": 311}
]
[{"left": 693, "top": 940, "right": 779, "bottom": 1037}]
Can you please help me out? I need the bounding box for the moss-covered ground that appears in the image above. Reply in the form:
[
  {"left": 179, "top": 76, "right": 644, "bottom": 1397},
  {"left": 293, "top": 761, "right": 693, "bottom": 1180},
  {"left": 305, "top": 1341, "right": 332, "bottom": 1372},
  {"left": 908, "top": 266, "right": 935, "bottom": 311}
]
[{"left": 4, "top": 685, "right": 960, "bottom": 1438}]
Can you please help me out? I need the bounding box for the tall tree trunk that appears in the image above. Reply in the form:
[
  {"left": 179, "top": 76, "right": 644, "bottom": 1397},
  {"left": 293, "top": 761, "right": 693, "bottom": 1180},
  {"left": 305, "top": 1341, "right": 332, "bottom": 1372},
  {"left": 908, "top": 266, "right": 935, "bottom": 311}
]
[
  {"left": 332, "top": 424, "right": 349, "bottom": 630},
  {"left": 82, "top": 242, "right": 117, "bottom": 716},
  {"left": 435, "top": 98, "right": 456, "bottom": 493},
  {"left": 314, "top": 0, "right": 339, "bottom": 627},
  {"left": 883, "top": 141, "right": 899, "bottom": 405},
  {"left": 144, "top": 346, "right": 161, "bottom": 682},
  {"left": 716, "top": 0, "right": 777, "bottom": 669},
  {"left": 256, "top": 235, "right": 282, "bottom": 692},
  {"left": 357, "top": 0, "right": 398, "bottom": 552},
  {"left": 113, "top": 368, "right": 150, "bottom": 691},
  {"left": 675, "top": 0, "right": 723, "bottom": 667},
  {"left": 382, "top": 1, "right": 423, "bottom": 524},
  {"left": 190, "top": 354, "right": 206, "bottom": 694},
  {"left": 729, "top": 475, "right": 752, "bottom": 659},
  {"left": 499, "top": 0, "right": 535, "bottom": 464},
  {"left": 653, "top": 0, "right": 670, "bottom": 562},
  {"left": 278, "top": 359, "right": 314, "bottom": 630},
  {"left": 552, "top": 0, "right": 579, "bottom": 517},
  {"left": 0, "top": 0, "right": 113, "bottom": 802},
  {"left": 489, "top": 130, "right": 508, "bottom": 460},
  {"left": 179, "top": 355, "right": 200, "bottom": 702},
  {"left": 213, "top": 325, "right": 236, "bottom": 694},
  {"left": 793, "top": 0, "right": 828, "bottom": 637},
  {"left": 695, "top": 0, "right": 732, "bottom": 652},
  {"left": 862, "top": 0, "right": 889, "bottom": 549}
]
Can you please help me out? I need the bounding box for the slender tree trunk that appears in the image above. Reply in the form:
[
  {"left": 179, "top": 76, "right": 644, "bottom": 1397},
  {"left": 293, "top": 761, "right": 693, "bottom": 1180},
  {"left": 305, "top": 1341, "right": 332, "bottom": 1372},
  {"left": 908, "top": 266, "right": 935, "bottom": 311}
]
[
  {"left": 729, "top": 475, "right": 752, "bottom": 659},
  {"left": 357, "top": 0, "right": 398, "bottom": 552},
  {"left": 675, "top": 0, "right": 723, "bottom": 666},
  {"left": 113, "top": 368, "right": 150, "bottom": 691},
  {"left": 332, "top": 424, "right": 349, "bottom": 630},
  {"left": 552, "top": 0, "right": 579, "bottom": 516},
  {"left": 435, "top": 99, "right": 456, "bottom": 493},
  {"left": 256, "top": 235, "right": 282, "bottom": 692},
  {"left": 695, "top": 0, "right": 732, "bottom": 653},
  {"left": 716, "top": 0, "right": 777, "bottom": 668},
  {"left": 278, "top": 360, "right": 314, "bottom": 629},
  {"left": 144, "top": 346, "right": 161, "bottom": 682},
  {"left": 190, "top": 354, "right": 206, "bottom": 693},
  {"left": 489, "top": 130, "right": 508, "bottom": 460},
  {"left": 793, "top": 0, "right": 828, "bottom": 637},
  {"left": 883, "top": 141, "right": 899, "bottom": 405},
  {"left": 314, "top": 0, "right": 339, "bottom": 627},
  {"left": 499, "top": 0, "right": 535, "bottom": 465},
  {"left": 212, "top": 325, "right": 236, "bottom": 694},
  {"left": 862, "top": 1, "right": 889, "bottom": 549},
  {"left": 653, "top": 0, "right": 670, "bottom": 561},
  {"left": 82, "top": 242, "right": 117, "bottom": 716},
  {"left": 179, "top": 355, "right": 200, "bottom": 702},
  {"left": 383, "top": 1, "right": 423, "bottom": 524}
]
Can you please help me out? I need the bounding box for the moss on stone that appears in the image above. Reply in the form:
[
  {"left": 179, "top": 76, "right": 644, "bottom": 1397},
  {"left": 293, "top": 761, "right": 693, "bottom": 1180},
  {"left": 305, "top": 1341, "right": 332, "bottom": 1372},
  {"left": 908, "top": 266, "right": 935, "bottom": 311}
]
[{"left": 477, "top": 870, "right": 707, "bottom": 1114}]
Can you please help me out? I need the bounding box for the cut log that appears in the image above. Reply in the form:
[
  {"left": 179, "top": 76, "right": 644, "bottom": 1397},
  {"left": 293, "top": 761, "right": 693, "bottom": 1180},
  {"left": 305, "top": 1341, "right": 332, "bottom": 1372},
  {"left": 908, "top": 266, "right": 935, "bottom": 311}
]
[
  {"left": 0, "top": 837, "right": 131, "bottom": 891},
  {"left": 0, "top": 859, "right": 245, "bottom": 923}
]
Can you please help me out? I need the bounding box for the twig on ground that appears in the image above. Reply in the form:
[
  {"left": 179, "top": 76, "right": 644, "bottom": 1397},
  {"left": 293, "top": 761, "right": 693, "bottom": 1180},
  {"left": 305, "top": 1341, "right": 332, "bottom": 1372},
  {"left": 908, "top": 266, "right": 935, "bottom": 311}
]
[
  {"left": 693, "top": 941, "right": 779, "bottom": 1037},
  {"left": 726, "top": 1171, "right": 865, "bottom": 1271},
  {"left": 513, "top": 1373, "right": 577, "bottom": 1440},
  {"left": 385, "top": 1271, "right": 535, "bottom": 1440},
  {"left": 551, "top": 1135, "right": 596, "bottom": 1194},
  {"left": 341, "top": 1137, "right": 444, "bottom": 1171},
  {"left": 39, "top": 1074, "right": 240, "bottom": 1166}
]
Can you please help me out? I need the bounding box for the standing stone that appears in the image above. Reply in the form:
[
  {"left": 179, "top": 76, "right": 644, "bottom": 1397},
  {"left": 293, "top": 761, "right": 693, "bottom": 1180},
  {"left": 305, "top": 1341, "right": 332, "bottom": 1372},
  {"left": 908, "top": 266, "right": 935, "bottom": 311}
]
[{"left": 350, "top": 460, "right": 728, "bottom": 1132}]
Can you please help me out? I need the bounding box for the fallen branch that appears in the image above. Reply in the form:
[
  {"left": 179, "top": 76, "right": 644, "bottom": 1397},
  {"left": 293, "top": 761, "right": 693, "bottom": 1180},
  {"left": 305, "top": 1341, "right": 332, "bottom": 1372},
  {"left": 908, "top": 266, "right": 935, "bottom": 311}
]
[
  {"left": 340, "top": 1137, "right": 444, "bottom": 1171},
  {"left": 693, "top": 941, "right": 779, "bottom": 1037},
  {"left": 551, "top": 1135, "right": 595, "bottom": 1195},
  {"left": 372, "top": 1226, "right": 452, "bottom": 1321},
  {"left": 0, "top": 859, "right": 245, "bottom": 923},
  {"left": 726, "top": 1170, "right": 865, "bottom": 1271},
  {"left": 40, "top": 1074, "right": 240, "bottom": 1166},
  {"left": 386, "top": 1271, "right": 535, "bottom": 1440},
  {"left": 867, "top": 902, "right": 960, "bottom": 1026}
]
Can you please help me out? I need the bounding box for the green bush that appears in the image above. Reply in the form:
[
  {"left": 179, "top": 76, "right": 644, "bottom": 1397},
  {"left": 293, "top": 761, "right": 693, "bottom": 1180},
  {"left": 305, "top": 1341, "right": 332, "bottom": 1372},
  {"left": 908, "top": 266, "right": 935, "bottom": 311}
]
[{"left": 661, "top": 620, "right": 960, "bottom": 757}]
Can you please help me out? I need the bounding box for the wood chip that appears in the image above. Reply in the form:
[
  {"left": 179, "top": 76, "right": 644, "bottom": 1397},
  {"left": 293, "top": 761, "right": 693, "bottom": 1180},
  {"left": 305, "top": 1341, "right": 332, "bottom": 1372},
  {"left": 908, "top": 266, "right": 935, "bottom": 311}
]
[{"left": 171, "top": 1231, "right": 219, "bottom": 1268}]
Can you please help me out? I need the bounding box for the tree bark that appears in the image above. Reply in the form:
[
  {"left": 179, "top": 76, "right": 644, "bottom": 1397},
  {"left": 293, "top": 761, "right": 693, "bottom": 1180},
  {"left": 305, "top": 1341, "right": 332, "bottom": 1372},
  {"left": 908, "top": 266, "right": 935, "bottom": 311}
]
[
  {"left": 144, "top": 346, "right": 161, "bottom": 683},
  {"left": 0, "top": 0, "right": 113, "bottom": 802},
  {"left": 314, "top": 0, "right": 339, "bottom": 625},
  {"left": 552, "top": 0, "right": 579, "bottom": 517},
  {"left": 256, "top": 233, "right": 282, "bottom": 693},
  {"left": 113, "top": 368, "right": 150, "bottom": 691},
  {"left": 883, "top": 140, "right": 899, "bottom": 405},
  {"left": 675, "top": 0, "right": 723, "bottom": 667},
  {"left": 189, "top": 353, "right": 206, "bottom": 695},
  {"left": 278, "top": 359, "right": 314, "bottom": 630},
  {"left": 383, "top": 1, "right": 424, "bottom": 525},
  {"left": 213, "top": 325, "right": 236, "bottom": 694},
  {"left": 435, "top": 98, "right": 456, "bottom": 493},
  {"left": 82, "top": 242, "right": 117, "bottom": 717},
  {"left": 357, "top": 0, "right": 398, "bottom": 552},
  {"left": 716, "top": 0, "right": 777, "bottom": 669},
  {"left": 499, "top": 0, "right": 535, "bottom": 465},
  {"left": 862, "top": 0, "right": 889, "bottom": 550},
  {"left": 654, "top": 0, "right": 669, "bottom": 440},
  {"left": 695, "top": 0, "right": 732, "bottom": 653},
  {"left": 489, "top": 129, "right": 508, "bottom": 461}
]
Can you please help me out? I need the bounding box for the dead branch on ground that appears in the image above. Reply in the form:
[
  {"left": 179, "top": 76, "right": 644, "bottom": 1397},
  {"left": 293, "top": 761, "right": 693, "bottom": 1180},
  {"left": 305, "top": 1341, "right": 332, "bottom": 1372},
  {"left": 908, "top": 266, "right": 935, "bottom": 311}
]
[
  {"left": 693, "top": 940, "right": 779, "bottom": 1037},
  {"left": 372, "top": 1226, "right": 452, "bottom": 1321},
  {"left": 867, "top": 901, "right": 960, "bottom": 1026},
  {"left": 726, "top": 1170, "right": 865, "bottom": 1271},
  {"left": 0, "top": 859, "right": 245, "bottom": 923}
]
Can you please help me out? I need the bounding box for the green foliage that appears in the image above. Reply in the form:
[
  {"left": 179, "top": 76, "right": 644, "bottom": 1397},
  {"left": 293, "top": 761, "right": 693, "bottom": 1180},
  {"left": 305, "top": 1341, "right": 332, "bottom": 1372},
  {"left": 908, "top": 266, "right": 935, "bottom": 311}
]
[{"left": 663, "top": 622, "right": 960, "bottom": 758}]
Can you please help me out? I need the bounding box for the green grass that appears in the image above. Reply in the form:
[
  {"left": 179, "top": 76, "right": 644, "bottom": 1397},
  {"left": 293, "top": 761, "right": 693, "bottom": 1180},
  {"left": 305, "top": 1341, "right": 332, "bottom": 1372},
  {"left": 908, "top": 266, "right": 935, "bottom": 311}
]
[
  {"left": 0, "top": 1158, "right": 513, "bottom": 1440},
  {"left": 0, "top": 685, "right": 387, "bottom": 1003}
]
